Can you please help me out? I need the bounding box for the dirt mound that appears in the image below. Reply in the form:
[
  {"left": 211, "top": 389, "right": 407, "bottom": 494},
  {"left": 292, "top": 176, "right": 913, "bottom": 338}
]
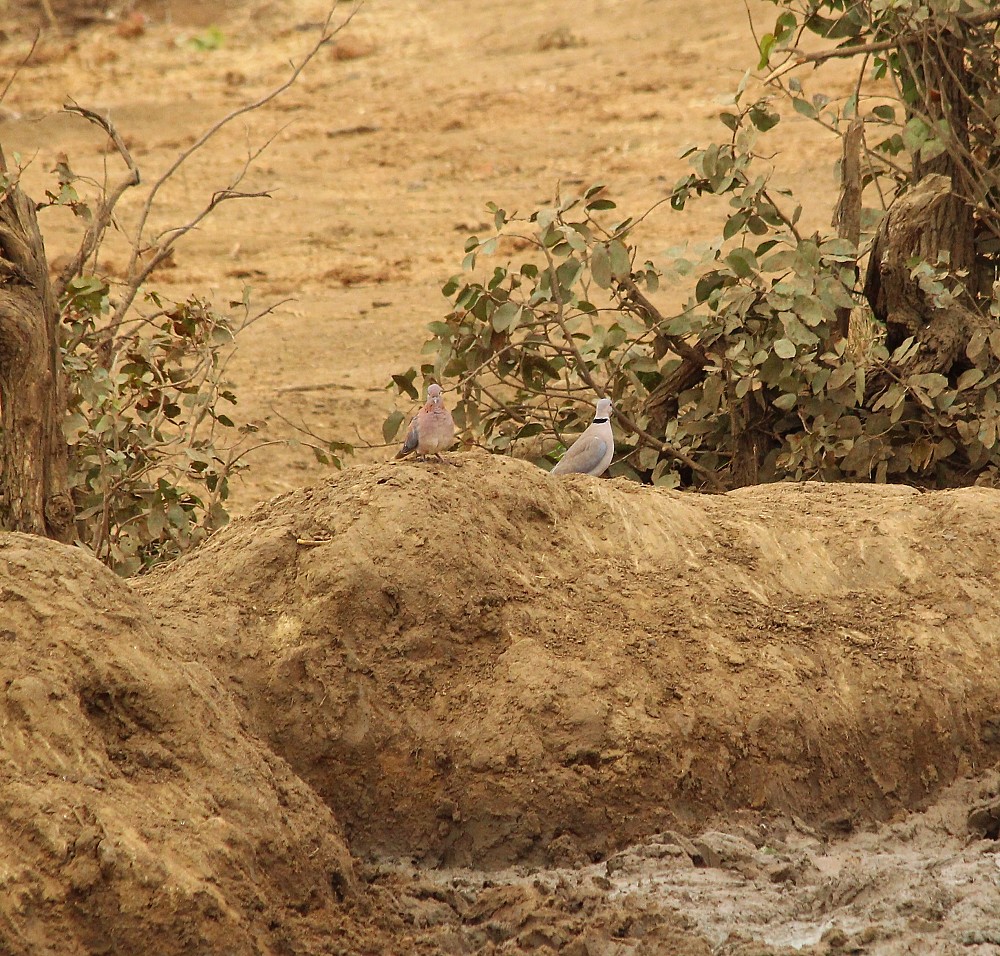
[
  {"left": 141, "top": 454, "right": 1000, "bottom": 867},
  {"left": 0, "top": 527, "right": 716, "bottom": 954},
  {"left": 0, "top": 533, "right": 376, "bottom": 955}
]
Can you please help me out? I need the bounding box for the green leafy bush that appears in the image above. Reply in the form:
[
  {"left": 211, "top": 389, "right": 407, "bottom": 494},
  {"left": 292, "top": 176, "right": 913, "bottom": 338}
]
[
  {"left": 387, "top": 0, "right": 1000, "bottom": 490},
  {"left": 61, "top": 277, "right": 247, "bottom": 575}
]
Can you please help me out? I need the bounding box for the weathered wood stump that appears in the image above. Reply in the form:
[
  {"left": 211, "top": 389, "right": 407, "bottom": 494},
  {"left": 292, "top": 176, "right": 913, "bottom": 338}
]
[
  {"left": 0, "top": 151, "right": 73, "bottom": 540},
  {"left": 864, "top": 174, "right": 989, "bottom": 377}
]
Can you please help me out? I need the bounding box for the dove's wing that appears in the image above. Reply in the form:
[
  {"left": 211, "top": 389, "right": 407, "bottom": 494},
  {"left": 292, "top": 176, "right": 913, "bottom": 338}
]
[
  {"left": 550, "top": 429, "right": 610, "bottom": 475},
  {"left": 395, "top": 414, "right": 422, "bottom": 458}
]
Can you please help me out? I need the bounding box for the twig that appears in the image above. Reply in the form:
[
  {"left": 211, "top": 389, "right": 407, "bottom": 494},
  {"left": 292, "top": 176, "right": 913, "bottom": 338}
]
[
  {"left": 118, "top": 135, "right": 280, "bottom": 324},
  {"left": 55, "top": 102, "right": 141, "bottom": 302},
  {"left": 112, "top": 4, "right": 360, "bottom": 326},
  {"left": 742, "top": 0, "right": 761, "bottom": 49},
  {"left": 0, "top": 32, "right": 40, "bottom": 111},
  {"left": 540, "top": 245, "right": 724, "bottom": 490},
  {"left": 763, "top": 7, "right": 1000, "bottom": 83},
  {"left": 760, "top": 187, "right": 804, "bottom": 243}
]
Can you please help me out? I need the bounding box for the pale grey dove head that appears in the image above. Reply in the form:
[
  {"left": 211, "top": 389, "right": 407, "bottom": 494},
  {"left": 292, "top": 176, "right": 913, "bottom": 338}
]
[
  {"left": 395, "top": 383, "right": 456, "bottom": 460},
  {"left": 550, "top": 397, "right": 614, "bottom": 476}
]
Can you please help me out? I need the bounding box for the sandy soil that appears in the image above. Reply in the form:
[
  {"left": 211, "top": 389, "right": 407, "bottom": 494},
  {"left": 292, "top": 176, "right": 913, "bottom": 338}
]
[{"left": 3, "top": 1, "right": 1000, "bottom": 953}]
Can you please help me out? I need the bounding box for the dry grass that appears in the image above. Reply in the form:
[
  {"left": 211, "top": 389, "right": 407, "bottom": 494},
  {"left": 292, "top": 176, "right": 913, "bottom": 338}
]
[{"left": 847, "top": 304, "right": 885, "bottom": 364}]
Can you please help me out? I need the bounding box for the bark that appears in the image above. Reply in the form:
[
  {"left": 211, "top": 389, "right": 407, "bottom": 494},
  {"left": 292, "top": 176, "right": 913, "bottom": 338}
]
[
  {"left": 644, "top": 351, "right": 709, "bottom": 434},
  {"left": 902, "top": 27, "right": 976, "bottom": 280},
  {"left": 0, "top": 153, "right": 73, "bottom": 540},
  {"left": 832, "top": 117, "right": 863, "bottom": 341},
  {"left": 864, "top": 173, "right": 987, "bottom": 376},
  {"left": 621, "top": 279, "right": 711, "bottom": 434},
  {"left": 730, "top": 395, "right": 769, "bottom": 489},
  {"left": 862, "top": 26, "right": 988, "bottom": 375}
]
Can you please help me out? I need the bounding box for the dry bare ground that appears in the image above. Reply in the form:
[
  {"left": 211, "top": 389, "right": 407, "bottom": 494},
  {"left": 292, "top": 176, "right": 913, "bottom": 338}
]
[{"left": 2, "top": 0, "right": 1000, "bottom": 953}]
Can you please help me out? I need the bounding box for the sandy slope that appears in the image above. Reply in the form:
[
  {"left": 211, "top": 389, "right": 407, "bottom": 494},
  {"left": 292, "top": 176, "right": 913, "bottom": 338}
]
[{"left": 4, "top": 462, "right": 1000, "bottom": 953}]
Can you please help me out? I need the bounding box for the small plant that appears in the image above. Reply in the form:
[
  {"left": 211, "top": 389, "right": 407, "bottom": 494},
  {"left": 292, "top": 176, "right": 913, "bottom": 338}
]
[
  {"left": 60, "top": 277, "right": 257, "bottom": 575},
  {"left": 187, "top": 27, "right": 225, "bottom": 52},
  {"left": 0, "top": 7, "right": 361, "bottom": 558}
]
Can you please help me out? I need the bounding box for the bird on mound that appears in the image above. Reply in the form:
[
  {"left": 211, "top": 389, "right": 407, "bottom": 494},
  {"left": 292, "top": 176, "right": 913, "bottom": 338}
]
[
  {"left": 395, "top": 383, "right": 455, "bottom": 461},
  {"left": 550, "top": 397, "right": 614, "bottom": 477}
]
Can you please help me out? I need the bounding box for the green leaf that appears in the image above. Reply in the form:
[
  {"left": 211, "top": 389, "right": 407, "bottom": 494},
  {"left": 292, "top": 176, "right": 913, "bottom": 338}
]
[
  {"left": 383, "top": 410, "right": 406, "bottom": 443},
  {"left": 902, "top": 117, "right": 930, "bottom": 152},
  {"left": 726, "top": 247, "right": 758, "bottom": 278},
  {"left": 515, "top": 422, "right": 544, "bottom": 440},
  {"left": 872, "top": 104, "right": 895, "bottom": 122},
  {"left": 908, "top": 372, "right": 948, "bottom": 396},
  {"left": 391, "top": 371, "right": 419, "bottom": 400},
  {"left": 957, "top": 368, "right": 984, "bottom": 390},
  {"left": 592, "top": 244, "right": 612, "bottom": 289},
  {"left": 757, "top": 33, "right": 776, "bottom": 70},
  {"left": 827, "top": 362, "right": 855, "bottom": 391},
  {"left": 773, "top": 392, "right": 798, "bottom": 410},
  {"left": 749, "top": 105, "right": 780, "bottom": 131},
  {"left": 967, "top": 329, "right": 988, "bottom": 361},
  {"left": 695, "top": 271, "right": 727, "bottom": 304},
  {"left": 919, "top": 137, "right": 948, "bottom": 163},
  {"left": 776, "top": 11, "right": 796, "bottom": 32},
  {"left": 587, "top": 198, "right": 617, "bottom": 211},
  {"left": 723, "top": 212, "right": 748, "bottom": 240},
  {"left": 792, "top": 97, "right": 818, "bottom": 120},
  {"left": 608, "top": 240, "right": 631, "bottom": 279},
  {"left": 773, "top": 338, "right": 796, "bottom": 359},
  {"left": 557, "top": 257, "right": 583, "bottom": 290},
  {"left": 491, "top": 301, "right": 522, "bottom": 332}
]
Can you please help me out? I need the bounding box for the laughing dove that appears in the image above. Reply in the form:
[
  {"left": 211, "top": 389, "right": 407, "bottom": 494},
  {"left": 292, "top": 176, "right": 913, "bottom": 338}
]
[
  {"left": 395, "top": 383, "right": 456, "bottom": 461},
  {"left": 550, "top": 397, "right": 614, "bottom": 476}
]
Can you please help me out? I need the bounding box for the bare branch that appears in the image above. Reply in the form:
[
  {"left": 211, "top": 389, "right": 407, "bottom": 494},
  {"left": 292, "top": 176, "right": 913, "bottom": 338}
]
[
  {"left": 0, "top": 32, "right": 40, "bottom": 112},
  {"left": 538, "top": 244, "right": 724, "bottom": 490},
  {"left": 121, "top": 3, "right": 360, "bottom": 303},
  {"left": 764, "top": 7, "right": 1000, "bottom": 83},
  {"left": 55, "top": 102, "right": 142, "bottom": 302}
]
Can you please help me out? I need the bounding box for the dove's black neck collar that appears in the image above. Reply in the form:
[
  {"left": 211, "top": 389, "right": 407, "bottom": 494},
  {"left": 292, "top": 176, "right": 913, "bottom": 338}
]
[{"left": 593, "top": 417, "right": 610, "bottom": 424}]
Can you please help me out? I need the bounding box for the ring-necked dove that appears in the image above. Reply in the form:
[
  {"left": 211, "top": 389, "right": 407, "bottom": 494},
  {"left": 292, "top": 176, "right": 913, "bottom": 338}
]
[
  {"left": 395, "top": 383, "right": 456, "bottom": 461},
  {"left": 550, "top": 397, "right": 614, "bottom": 476}
]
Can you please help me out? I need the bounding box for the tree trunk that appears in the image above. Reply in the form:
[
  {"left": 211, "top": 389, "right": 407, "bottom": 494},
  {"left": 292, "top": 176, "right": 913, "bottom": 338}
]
[
  {"left": 729, "top": 394, "right": 768, "bottom": 488},
  {"left": 0, "top": 151, "right": 74, "bottom": 540},
  {"left": 903, "top": 27, "right": 976, "bottom": 281},
  {"left": 832, "top": 117, "right": 863, "bottom": 341},
  {"left": 863, "top": 25, "right": 987, "bottom": 374},
  {"left": 864, "top": 173, "right": 988, "bottom": 377}
]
